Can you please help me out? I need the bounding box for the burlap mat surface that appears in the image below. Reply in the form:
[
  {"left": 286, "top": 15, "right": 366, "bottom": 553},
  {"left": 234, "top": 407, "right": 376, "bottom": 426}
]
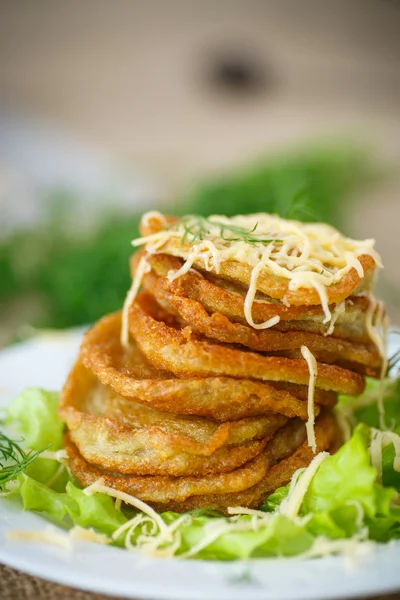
[{"left": 0, "top": 565, "right": 125, "bottom": 600}]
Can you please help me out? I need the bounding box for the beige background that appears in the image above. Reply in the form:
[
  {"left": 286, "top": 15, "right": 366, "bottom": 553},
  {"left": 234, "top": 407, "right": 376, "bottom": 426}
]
[{"left": 1, "top": 0, "right": 400, "bottom": 321}]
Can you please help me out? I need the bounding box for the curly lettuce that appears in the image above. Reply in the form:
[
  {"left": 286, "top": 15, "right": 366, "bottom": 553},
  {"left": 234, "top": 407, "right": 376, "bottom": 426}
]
[{"left": 1, "top": 383, "right": 400, "bottom": 560}]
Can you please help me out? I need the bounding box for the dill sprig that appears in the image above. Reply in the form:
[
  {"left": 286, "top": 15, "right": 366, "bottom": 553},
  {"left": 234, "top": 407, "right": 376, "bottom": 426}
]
[
  {"left": 388, "top": 349, "right": 400, "bottom": 374},
  {"left": 0, "top": 430, "right": 49, "bottom": 489},
  {"left": 178, "top": 215, "right": 279, "bottom": 246}
]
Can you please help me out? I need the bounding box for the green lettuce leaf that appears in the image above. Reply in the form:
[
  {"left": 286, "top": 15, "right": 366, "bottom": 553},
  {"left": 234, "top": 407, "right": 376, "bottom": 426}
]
[
  {"left": 340, "top": 377, "right": 400, "bottom": 433},
  {"left": 169, "top": 513, "right": 314, "bottom": 560},
  {"left": 302, "top": 425, "right": 379, "bottom": 517},
  {"left": 5, "top": 388, "right": 63, "bottom": 450},
  {"left": 18, "top": 475, "right": 126, "bottom": 535},
  {"left": 65, "top": 482, "right": 126, "bottom": 535},
  {"left": 19, "top": 474, "right": 75, "bottom": 522},
  {"left": 382, "top": 444, "right": 400, "bottom": 491},
  {"left": 3, "top": 383, "right": 400, "bottom": 560},
  {"left": 4, "top": 388, "right": 65, "bottom": 487}
]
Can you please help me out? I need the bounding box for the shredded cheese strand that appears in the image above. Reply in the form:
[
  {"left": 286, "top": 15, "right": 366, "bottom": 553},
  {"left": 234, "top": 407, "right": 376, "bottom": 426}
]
[
  {"left": 121, "top": 255, "right": 151, "bottom": 347},
  {"left": 301, "top": 345, "right": 318, "bottom": 453},
  {"left": 6, "top": 528, "right": 72, "bottom": 549},
  {"left": 40, "top": 449, "right": 68, "bottom": 462},
  {"left": 370, "top": 428, "right": 400, "bottom": 480},
  {"left": 69, "top": 526, "right": 110, "bottom": 545},
  {"left": 244, "top": 259, "right": 280, "bottom": 329},
  {"left": 83, "top": 479, "right": 168, "bottom": 533},
  {"left": 325, "top": 301, "right": 346, "bottom": 336},
  {"left": 279, "top": 452, "right": 329, "bottom": 519}
]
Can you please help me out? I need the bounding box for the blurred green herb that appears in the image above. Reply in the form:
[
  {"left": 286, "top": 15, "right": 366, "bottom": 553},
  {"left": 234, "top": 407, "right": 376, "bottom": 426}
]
[
  {"left": 183, "top": 143, "right": 375, "bottom": 225},
  {"left": 0, "top": 143, "right": 378, "bottom": 335},
  {"left": 0, "top": 430, "right": 48, "bottom": 489}
]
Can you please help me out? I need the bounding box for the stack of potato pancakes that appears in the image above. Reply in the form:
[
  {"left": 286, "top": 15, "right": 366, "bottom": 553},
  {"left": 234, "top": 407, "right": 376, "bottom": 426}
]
[{"left": 60, "top": 212, "right": 385, "bottom": 513}]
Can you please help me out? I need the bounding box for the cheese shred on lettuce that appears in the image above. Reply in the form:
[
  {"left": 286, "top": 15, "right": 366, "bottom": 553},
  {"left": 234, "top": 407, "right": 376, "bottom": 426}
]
[{"left": 2, "top": 385, "right": 400, "bottom": 560}]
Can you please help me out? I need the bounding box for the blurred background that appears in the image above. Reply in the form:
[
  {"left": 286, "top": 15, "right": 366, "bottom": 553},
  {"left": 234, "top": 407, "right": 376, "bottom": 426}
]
[{"left": 1, "top": 0, "right": 400, "bottom": 345}]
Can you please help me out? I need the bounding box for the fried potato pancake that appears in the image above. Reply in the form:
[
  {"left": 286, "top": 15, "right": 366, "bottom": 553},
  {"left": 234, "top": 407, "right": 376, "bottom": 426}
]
[
  {"left": 66, "top": 432, "right": 274, "bottom": 503},
  {"left": 141, "top": 265, "right": 381, "bottom": 375},
  {"left": 80, "top": 312, "right": 334, "bottom": 421},
  {"left": 60, "top": 360, "right": 287, "bottom": 475},
  {"left": 139, "top": 215, "right": 376, "bottom": 306},
  {"left": 66, "top": 413, "right": 337, "bottom": 512},
  {"left": 146, "top": 411, "right": 338, "bottom": 513},
  {"left": 129, "top": 292, "right": 365, "bottom": 396},
  {"left": 136, "top": 253, "right": 378, "bottom": 344}
]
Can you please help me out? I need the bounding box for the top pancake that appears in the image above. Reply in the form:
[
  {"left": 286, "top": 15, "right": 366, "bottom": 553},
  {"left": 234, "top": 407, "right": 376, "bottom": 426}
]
[
  {"left": 138, "top": 213, "right": 378, "bottom": 306},
  {"left": 134, "top": 252, "right": 380, "bottom": 345}
]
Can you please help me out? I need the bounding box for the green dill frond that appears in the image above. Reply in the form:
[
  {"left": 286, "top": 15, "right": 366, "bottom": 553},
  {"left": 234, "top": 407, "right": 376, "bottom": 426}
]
[
  {"left": 0, "top": 430, "right": 49, "bottom": 489},
  {"left": 176, "top": 216, "right": 279, "bottom": 246}
]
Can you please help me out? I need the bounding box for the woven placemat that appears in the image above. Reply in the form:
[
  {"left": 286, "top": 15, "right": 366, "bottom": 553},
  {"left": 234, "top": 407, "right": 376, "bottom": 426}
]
[
  {"left": 0, "top": 564, "right": 127, "bottom": 600},
  {"left": 1, "top": 563, "right": 400, "bottom": 600}
]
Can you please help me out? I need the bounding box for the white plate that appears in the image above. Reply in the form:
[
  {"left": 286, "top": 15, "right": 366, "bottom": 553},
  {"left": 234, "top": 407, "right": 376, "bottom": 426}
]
[{"left": 1, "top": 330, "right": 400, "bottom": 600}]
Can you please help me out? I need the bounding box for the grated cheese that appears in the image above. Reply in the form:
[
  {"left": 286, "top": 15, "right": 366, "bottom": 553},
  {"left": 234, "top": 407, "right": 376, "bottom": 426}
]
[
  {"left": 6, "top": 474, "right": 373, "bottom": 560},
  {"left": 369, "top": 428, "right": 400, "bottom": 481},
  {"left": 278, "top": 452, "right": 329, "bottom": 519},
  {"left": 45, "top": 463, "right": 66, "bottom": 488},
  {"left": 69, "top": 526, "right": 110, "bottom": 545},
  {"left": 365, "top": 295, "right": 389, "bottom": 428},
  {"left": 40, "top": 449, "right": 68, "bottom": 462},
  {"left": 6, "top": 528, "right": 72, "bottom": 550},
  {"left": 128, "top": 213, "right": 380, "bottom": 334},
  {"left": 298, "top": 534, "right": 374, "bottom": 561},
  {"left": 83, "top": 478, "right": 168, "bottom": 534},
  {"left": 365, "top": 296, "right": 387, "bottom": 358},
  {"left": 121, "top": 255, "right": 151, "bottom": 346},
  {"left": 301, "top": 345, "right": 318, "bottom": 452},
  {"left": 325, "top": 301, "right": 346, "bottom": 336}
]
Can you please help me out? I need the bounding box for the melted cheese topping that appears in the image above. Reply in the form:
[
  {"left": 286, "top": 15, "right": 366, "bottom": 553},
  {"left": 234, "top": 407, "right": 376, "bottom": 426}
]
[
  {"left": 128, "top": 212, "right": 380, "bottom": 333},
  {"left": 301, "top": 345, "right": 318, "bottom": 452}
]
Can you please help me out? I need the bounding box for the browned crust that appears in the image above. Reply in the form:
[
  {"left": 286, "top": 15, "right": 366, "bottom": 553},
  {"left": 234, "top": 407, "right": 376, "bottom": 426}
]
[
  {"left": 141, "top": 265, "right": 381, "bottom": 376},
  {"left": 133, "top": 252, "right": 378, "bottom": 345},
  {"left": 65, "top": 412, "right": 338, "bottom": 512},
  {"left": 65, "top": 432, "right": 274, "bottom": 503},
  {"left": 79, "top": 312, "right": 335, "bottom": 422},
  {"left": 60, "top": 360, "right": 287, "bottom": 476},
  {"left": 129, "top": 292, "right": 365, "bottom": 396}
]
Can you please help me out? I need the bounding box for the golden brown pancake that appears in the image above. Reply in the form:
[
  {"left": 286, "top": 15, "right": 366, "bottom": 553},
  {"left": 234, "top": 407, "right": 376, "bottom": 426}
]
[
  {"left": 139, "top": 264, "right": 381, "bottom": 376},
  {"left": 128, "top": 291, "right": 365, "bottom": 396},
  {"left": 136, "top": 252, "right": 380, "bottom": 345},
  {"left": 60, "top": 360, "right": 287, "bottom": 476},
  {"left": 65, "top": 412, "right": 338, "bottom": 513},
  {"left": 80, "top": 312, "right": 336, "bottom": 421}
]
